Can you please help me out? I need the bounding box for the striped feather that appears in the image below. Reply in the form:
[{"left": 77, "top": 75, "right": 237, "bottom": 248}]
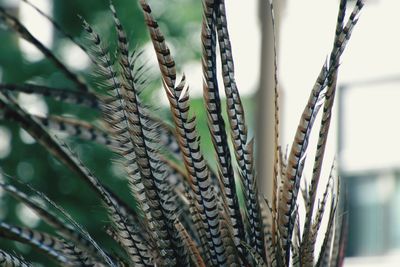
[
  {"left": 240, "top": 241, "right": 267, "bottom": 267},
  {"left": 59, "top": 143, "right": 152, "bottom": 266},
  {"left": 201, "top": 0, "right": 245, "bottom": 248},
  {"left": 150, "top": 116, "right": 182, "bottom": 160},
  {"left": 218, "top": 201, "right": 240, "bottom": 266},
  {"left": 316, "top": 197, "right": 338, "bottom": 267},
  {"left": 278, "top": 63, "right": 328, "bottom": 260},
  {"left": 301, "top": 165, "right": 334, "bottom": 265},
  {"left": 35, "top": 114, "right": 119, "bottom": 147},
  {"left": 263, "top": 197, "right": 284, "bottom": 267},
  {"left": 0, "top": 249, "right": 32, "bottom": 267},
  {"left": 215, "top": 0, "right": 265, "bottom": 257},
  {"left": 309, "top": 0, "right": 365, "bottom": 203},
  {"left": 291, "top": 210, "right": 301, "bottom": 267},
  {"left": 0, "top": 222, "right": 78, "bottom": 266},
  {"left": 329, "top": 212, "right": 348, "bottom": 267},
  {"left": 139, "top": 0, "right": 176, "bottom": 89},
  {"left": 175, "top": 221, "right": 207, "bottom": 267},
  {"left": 0, "top": 83, "right": 99, "bottom": 108},
  {"left": 330, "top": 173, "right": 347, "bottom": 267},
  {"left": 0, "top": 182, "right": 113, "bottom": 266},
  {"left": 78, "top": 14, "right": 148, "bottom": 237},
  {"left": 139, "top": 1, "right": 228, "bottom": 265},
  {"left": 0, "top": 81, "right": 214, "bottom": 174},
  {"left": 12, "top": 110, "right": 184, "bottom": 163},
  {"left": 1, "top": 92, "right": 151, "bottom": 266},
  {"left": 260, "top": 200, "right": 274, "bottom": 267},
  {"left": 78, "top": 18, "right": 146, "bottom": 230},
  {"left": 302, "top": 0, "right": 364, "bottom": 255},
  {"left": 279, "top": 2, "right": 364, "bottom": 262},
  {"left": 268, "top": 1, "right": 282, "bottom": 257},
  {"left": 302, "top": 4, "right": 344, "bottom": 242},
  {"left": 110, "top": 5, "right": 187, "bottom": 265},
  {"left": 186, "top": 192, "right": 214, "bottom": 266}
]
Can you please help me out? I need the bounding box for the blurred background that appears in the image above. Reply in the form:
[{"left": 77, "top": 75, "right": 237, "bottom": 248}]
[{"left": 0, "top": 0, "right": 399, "bottom": 266}]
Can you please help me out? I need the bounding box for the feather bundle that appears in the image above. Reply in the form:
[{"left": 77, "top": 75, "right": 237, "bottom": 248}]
[{"left": 0, "top": 0, "right": 364, "bottom": 266}]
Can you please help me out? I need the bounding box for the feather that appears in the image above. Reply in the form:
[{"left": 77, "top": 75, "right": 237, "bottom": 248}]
[
  {"left": 110, "top": 4, "right": 187, "bottom": 265},
  {"left": 34, "top": 114, "right": 119, "bottom": 147},
  {"left": 330, "top": 212, "right": 348, "bottom": 267},
  {"left": 25, "top": 106, "right": 188, "bottom": 260},
  {"left": 0, "top": 83, "right": 99, "bottom": 108},
  {"left": 291, "top": 209, "right": 301, "bottom": 267},
  {"left": 240, "top": 241, "right": 267, "bottom": 267},
  {"left": 330, "top": 173, "right": 347, "bottom": 267},
  {"left": 301, "top": 164, "right": 334, "bottom": 265},
  {"left": 218, "top": 201, "right": 240, "bottom": 266},
  {"left": 314, "top": 167, "right": 341, "bottom": 267},
  {"left": 150, "top": 116, "right": 182, "bottom": 160},
  {"left": 185, "top": 192, "right": 214, "bottom": 266},
  {"left": 335, "top": 0, "right": 348, "bottom": 38},
  {"left": 260, "top": 200, "right": 274, "bottom": 267},
  {"left": 0, "top": 182, "right": 113, "bottom": 266},
  {"left": 175, "top": 221, "right": 207, "bottom": 267},
  {"left": 215, "top": 0, "right": 265, "bottom": 257},
  {"left": 161, "top": 156, "right": 191, "bottom": 198},
  {"left": 0, "top": 222, "right": 80, "bottom": 266},
  {"left": 201, "top": 0, "right": 245, "bottom": 248},
  {"left": 268, "top": 1, "right": 282, "bottom": 256},
  {"left": 4, "top": 105, "right": 183, "bottom": 165},
  {"left": 243, "top": 138, "right": 265, "bottom": 257},
  {"left": 302, "top": 0, "right": 364, "bottom": 253},
  {"left": 310, "top": 0, "right": 365, "bottom": 189},
  {"left": 139, "top": 1, "right": 227, "bottom": 265},
  {"left": 279, "top": 2, "right": 364, "bottom": 262},
  {"left": 315, "top": 197, "right": 338, "bottom": 267},
  {"left": 263, "top": 198, "right": 284, "bottom": 267},
  {"left": 138, "top": 0, "right": 176, "bottom": 89},
  {"left": 59, "top": 143, "right": 152, "bottom": 266},
  {"left": 0, "top": 95, "right": 121, "bottom": 215},
  {"left": 278, "top": 63, "right": 328, "bottom": 260},
  {"left": 78, "top": 16, "right": 144, "bottom": 219},
  {"left": 2, "top": 90, "right": 151, "bottom": 265},
  {"left": 0, "top": 249, "right": 32, "bottom": 267}
]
